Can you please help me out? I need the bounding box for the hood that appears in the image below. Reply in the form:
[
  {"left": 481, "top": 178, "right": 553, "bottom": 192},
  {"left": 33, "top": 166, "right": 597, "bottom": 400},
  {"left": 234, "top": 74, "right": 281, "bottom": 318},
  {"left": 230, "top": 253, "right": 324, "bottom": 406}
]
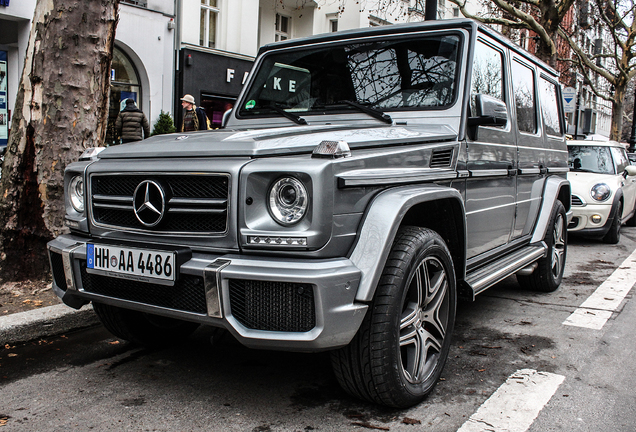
[
  {"left": 567, "top": 171, "right": 623, "bottom": 199},
  {"left": 98, "top": 123, "right": 457, "bottom": 159}
]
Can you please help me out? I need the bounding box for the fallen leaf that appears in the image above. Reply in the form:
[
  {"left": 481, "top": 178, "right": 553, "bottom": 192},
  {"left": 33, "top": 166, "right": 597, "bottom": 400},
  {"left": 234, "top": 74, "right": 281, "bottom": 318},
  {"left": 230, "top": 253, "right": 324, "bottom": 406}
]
[
  {"left": 4, "top": 344, "right": 15, "bottom": 350},
  {"left": 478, "top": 369, "right": 486, "bottom": 372},
  {"left": 22, "top": 299, "right": 32, "bottom": 305},
  {"left": 7, "top": 353, "right": 17, "bottom": 358},
  {"left": 402, "top": 417, "right": 421, "bottom": 425},
  {"left": 108, "top": 341, "right": 120, "bottom": 345}
]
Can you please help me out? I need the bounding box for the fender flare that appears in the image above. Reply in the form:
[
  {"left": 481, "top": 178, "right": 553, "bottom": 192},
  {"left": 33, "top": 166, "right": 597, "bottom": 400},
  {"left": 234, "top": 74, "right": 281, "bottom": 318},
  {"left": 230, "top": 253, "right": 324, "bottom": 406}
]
[
  {"left": 349, "top": 185, "right": 465, "bottom": 302},
  {"left": 530, "top": 176, "right": 571, "bottom": 244}
]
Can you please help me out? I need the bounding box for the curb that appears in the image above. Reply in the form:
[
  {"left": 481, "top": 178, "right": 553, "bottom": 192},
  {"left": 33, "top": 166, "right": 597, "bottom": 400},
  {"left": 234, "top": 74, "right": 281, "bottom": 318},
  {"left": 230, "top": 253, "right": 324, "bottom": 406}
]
[{"left": 0, "top": 303, "right": 100, "bottom": 345}]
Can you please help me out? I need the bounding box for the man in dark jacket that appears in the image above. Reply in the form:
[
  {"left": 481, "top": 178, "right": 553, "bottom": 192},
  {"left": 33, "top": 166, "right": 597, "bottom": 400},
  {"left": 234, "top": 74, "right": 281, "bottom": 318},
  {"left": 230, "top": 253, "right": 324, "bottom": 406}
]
[
  {"left": 115, "top": 99, "right": 150, "bottom": 144},
  {"left": 180, "top": 94, "right": 209, "bottom": 132}
]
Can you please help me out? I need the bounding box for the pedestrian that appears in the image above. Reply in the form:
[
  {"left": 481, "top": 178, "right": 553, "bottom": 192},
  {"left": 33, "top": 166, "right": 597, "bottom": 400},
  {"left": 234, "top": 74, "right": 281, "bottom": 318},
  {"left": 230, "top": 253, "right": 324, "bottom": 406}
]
[
  {"left": 115, "top": 98, "right": 150, "bottom": 144},
  {"left": 180, "top": 94, "right": 210, "bottom": 132}
]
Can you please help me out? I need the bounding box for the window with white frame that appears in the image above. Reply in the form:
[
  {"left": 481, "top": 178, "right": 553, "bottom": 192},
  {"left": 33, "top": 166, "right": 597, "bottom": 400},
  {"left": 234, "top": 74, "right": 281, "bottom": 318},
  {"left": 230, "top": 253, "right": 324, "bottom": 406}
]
[
  {"left": 275, "top": 14, "right": 291, "bottom": 41},
  {"left": 200, "top": 0, "right": 219, "bottom": 48}
]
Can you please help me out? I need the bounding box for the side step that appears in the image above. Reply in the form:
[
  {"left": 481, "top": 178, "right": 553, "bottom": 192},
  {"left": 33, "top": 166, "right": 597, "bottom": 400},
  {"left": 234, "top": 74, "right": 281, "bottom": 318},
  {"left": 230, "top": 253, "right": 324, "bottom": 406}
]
[{"left": 464, "top": 244, "right": 546, "bottom": 299}]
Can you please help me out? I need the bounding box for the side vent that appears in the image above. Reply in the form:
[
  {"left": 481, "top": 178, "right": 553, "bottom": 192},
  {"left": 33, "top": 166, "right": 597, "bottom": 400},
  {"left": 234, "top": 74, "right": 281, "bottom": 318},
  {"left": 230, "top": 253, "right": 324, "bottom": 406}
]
[{"left": 430, "top": 149, "right": 453, "bottom": 168}]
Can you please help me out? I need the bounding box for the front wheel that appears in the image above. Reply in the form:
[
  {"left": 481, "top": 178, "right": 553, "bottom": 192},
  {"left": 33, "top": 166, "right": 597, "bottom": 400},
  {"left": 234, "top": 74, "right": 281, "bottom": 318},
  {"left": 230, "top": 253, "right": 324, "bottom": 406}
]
[
  {"left": 93, "top": 302, "right": 199, "bottom": 346},
  {"left": 602, "top": 201, "right": 622, "bottom": 244},
  {"left": 331, "top": 227, "right": 456, "bottom": 408},
  {"left": 517, "top": 200, "right": 567, "bottom": 292}
]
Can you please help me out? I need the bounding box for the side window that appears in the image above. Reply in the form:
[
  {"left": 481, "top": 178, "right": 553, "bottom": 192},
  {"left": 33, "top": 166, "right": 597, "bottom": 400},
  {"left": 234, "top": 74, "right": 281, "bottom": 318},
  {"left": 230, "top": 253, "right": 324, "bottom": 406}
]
[
  {"left": 611, "top": 147, "right": 629, "bottom": 173},
  {"left": 511, "top": 60, "right": 537, "bottom": 134},
  {"left": 470, "top": 40, "right": 504, "bottom": 116},
  {"left": 539, "top": 77, "right": 563, "bottom": 136}
]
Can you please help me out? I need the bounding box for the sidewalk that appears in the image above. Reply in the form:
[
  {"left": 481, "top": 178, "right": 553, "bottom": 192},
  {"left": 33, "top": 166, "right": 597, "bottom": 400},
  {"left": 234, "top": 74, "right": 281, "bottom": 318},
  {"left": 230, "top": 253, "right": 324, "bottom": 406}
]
[{"left": 0, "top": 303, "right": 99, "bottom": 345}]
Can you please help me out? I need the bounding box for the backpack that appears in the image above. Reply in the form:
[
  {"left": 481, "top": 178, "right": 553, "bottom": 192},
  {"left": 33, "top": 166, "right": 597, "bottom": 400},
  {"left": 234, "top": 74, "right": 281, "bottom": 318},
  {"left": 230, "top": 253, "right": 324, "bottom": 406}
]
[{"left": 195, "top": 107, "right": 211, "bottom": 130}]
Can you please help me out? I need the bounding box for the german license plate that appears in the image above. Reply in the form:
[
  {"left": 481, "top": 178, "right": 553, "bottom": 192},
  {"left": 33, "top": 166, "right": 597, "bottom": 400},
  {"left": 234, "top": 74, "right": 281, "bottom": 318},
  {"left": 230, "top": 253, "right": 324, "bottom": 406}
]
[{"left": 86, "top": 244, "right": 176, "bottom": 285}]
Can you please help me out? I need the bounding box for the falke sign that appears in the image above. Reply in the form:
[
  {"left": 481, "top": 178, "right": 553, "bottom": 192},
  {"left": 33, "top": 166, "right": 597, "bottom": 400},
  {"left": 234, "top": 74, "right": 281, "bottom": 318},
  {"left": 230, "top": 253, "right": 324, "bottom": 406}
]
[{"left": 0, "top": 0, "right": 9, "bottom": 7}]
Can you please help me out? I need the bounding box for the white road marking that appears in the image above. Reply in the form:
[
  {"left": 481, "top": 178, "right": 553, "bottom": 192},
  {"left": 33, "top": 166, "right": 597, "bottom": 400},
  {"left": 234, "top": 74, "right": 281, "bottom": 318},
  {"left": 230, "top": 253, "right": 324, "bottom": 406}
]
[
  {"left": 457, "top": 369, "right": 565, "bottom": 432},
  {"left": 563, "top": 247, "right": 636, "bottom": 330}
]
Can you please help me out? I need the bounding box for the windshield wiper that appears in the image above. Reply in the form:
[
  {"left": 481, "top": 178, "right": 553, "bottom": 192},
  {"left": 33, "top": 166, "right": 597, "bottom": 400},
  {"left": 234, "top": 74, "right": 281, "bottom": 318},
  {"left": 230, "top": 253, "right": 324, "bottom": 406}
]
[
  {"left": 339, "top": 100, "right": 393, "bottom": 124},
  {"left": 269, "top": 104, "right": 307, "bottom": 125}
]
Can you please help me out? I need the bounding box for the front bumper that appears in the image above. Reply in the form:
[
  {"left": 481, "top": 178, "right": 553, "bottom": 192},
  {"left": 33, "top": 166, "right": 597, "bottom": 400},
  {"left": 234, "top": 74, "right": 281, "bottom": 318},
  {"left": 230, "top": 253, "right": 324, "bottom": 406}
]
[
  {"left": 567, "top": 202, "right": 613, "bottom": 235},
  {"left": 47, "top": 234, "right": 366, "bottom": 351}
]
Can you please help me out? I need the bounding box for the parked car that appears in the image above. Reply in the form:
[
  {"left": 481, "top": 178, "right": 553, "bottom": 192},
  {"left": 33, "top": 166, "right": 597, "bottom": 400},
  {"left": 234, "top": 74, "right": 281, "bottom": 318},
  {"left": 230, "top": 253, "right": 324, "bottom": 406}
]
[
  {"left": 47, "top": 19, "right": 571, "bottom": 408},
  {"left": 567, "top": 141, "right": 636, "bottom": 243}
]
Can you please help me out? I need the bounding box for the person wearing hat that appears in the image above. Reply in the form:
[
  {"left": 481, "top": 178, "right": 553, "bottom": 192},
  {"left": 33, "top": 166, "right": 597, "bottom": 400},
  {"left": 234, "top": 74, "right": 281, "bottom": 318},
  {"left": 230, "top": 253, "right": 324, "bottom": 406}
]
[
  {"left": 180, "top": 94, "right": 209, "bottom": 132},
  {"left": 115, "top": 98, "right": 150, "bottom": 144}
]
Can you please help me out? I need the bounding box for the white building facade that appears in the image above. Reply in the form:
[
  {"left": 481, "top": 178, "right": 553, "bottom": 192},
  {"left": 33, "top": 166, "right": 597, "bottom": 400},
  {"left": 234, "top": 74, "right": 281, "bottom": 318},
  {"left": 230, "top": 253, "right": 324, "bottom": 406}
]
[{"left": 0, "top": 0, "right": 176, "bottom": 145}]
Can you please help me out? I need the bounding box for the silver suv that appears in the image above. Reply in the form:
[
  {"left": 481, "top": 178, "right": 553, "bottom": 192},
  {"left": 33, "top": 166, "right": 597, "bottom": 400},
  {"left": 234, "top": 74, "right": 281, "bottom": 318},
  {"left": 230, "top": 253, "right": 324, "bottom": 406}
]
[{"left": 48, "top": 19, "right": 570, "bottom": 408}]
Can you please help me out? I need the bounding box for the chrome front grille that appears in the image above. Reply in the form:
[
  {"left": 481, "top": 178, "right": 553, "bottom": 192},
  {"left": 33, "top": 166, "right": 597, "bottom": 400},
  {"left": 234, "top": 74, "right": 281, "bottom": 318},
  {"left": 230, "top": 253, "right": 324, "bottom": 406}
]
[{"left": 90, "top": 174, "right": 230, "bottom": 234}]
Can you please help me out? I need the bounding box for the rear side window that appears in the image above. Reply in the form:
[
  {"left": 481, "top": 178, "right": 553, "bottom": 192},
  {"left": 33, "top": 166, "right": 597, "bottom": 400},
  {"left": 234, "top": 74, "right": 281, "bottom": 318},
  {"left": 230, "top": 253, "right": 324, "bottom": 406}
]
[
  {"left": 511, "top": 60, "right": 536, "bottom": 134},
  {"left": 539, "top": 78, "right": 563, "bottom": 136},
  {"left": 470, "top": 40, "right": 504, "bottom": 115},
  {"left": 610, "top": 147, "right": 629, "bottom": 173}
]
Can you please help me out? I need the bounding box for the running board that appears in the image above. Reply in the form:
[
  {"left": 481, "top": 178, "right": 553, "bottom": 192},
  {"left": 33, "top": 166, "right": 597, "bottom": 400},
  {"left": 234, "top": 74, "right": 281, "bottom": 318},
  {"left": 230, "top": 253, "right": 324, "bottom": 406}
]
[{"left": 464, "top": 244, "right": 547, "bottom": 300}]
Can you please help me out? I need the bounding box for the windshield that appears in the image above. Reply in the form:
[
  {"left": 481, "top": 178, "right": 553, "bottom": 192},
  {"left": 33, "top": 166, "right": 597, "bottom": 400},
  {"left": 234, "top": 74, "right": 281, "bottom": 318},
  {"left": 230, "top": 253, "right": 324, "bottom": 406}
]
[
  {"left": 238, "top": 34, "right": 461, "bottom": 118},
  {"left": 568, "top": 146, "right": 615, "bottom": 174}
]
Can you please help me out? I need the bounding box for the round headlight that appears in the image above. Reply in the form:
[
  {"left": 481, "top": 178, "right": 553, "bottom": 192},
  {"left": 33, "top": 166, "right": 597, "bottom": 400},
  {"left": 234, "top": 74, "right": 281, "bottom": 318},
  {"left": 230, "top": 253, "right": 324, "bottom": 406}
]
[
  {"left": 590, "top": 183, "right": 611, "bottom": 202},
  {"left": 69, "top": 176, "right": 84, "bottom": 212},
  {"left": 268, "top": 177, "right": 308, "bottom": 225}
]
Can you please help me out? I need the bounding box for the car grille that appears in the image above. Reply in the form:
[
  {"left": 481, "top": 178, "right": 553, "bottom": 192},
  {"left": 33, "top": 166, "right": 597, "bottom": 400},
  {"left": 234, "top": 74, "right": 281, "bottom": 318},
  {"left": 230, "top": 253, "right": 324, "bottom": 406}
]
[
  {"left": 49, "top": 251, "right": 68, "bottom": 291},
  {"left": 90, "top": 174, "right": 229, "bottom": 234},
  {"left": 79, "top": 262, "right": 207, "bottom": 314},
  {"left": 568, "top": 217, "right": 580, "bottom": 229},
  {"left": 228, "top": 279, "right": 316, "bottom": 332},
  {"left": 571, "top": 195, "right": 584, "bottom": 206}
]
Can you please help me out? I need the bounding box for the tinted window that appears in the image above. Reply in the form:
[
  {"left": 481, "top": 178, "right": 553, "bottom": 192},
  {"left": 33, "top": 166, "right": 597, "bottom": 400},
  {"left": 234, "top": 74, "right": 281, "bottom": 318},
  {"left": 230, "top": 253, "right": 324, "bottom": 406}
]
[
  {"left": 239, "top": 34, "right": 461, "bottom": 117},
  {"left": 511, "top": 60, "right": 536, "bottom": 134},
  {"left": 539, "top": 78, "right": 563, "bottom": 136},
  {"left": 471, "top": 40, "right": 504, "bottom": 115},
  {"left": 568, "top": 145, "right": 614, "bottom": 174}
]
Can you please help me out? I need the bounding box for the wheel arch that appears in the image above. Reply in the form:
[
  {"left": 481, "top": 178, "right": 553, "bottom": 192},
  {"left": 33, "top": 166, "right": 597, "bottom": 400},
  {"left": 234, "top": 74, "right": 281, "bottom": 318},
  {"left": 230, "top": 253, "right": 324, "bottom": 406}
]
[
  {"left": 349, "top": 185, "right": 466, "bottom": 302},
  {"left": 531, "top": 176, "right": 571, "bottom": 244}
]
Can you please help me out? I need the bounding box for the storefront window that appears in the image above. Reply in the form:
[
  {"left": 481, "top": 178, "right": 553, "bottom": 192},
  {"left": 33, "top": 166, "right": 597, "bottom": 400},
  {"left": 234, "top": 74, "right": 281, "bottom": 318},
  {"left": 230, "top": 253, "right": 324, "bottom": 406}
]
[
  {"left": 200, "top": 94, "right": 235, "bottom": 129},
  {"left": 107, "top": 47, "right": 142, "bottom": 145}
]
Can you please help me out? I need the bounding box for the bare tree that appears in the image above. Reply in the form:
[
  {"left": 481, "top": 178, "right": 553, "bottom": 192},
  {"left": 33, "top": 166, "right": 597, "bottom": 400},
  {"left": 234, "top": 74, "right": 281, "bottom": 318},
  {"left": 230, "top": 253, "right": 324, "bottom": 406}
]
[
  {"left": 0, "top": 0, "right": 119, "bottom": 281},
  {"left": 559, "top": 0, "right": 636, "bottom": 141},
  {"left": 447, "top": 0, "right": 576, "bottom": 68}
]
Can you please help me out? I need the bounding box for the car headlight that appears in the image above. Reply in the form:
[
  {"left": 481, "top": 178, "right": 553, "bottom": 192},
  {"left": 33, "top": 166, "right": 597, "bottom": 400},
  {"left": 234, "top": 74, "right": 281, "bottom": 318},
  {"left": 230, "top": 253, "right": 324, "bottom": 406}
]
[
  {"left": 69, "top": 175, "right": 85, "bottom": 212},
  {"left": 590, "top": 183, "right": 611, "bottom": 202},
  {"left": 268, "top": 177, "right": 308, "bottom": 225}
]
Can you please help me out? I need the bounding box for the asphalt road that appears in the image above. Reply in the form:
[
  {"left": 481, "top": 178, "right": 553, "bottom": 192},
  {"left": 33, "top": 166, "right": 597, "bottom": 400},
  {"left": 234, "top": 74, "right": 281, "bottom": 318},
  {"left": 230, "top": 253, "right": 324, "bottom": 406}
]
[{"left": 1, "top": 227, "right": 635, "bottom": 432}]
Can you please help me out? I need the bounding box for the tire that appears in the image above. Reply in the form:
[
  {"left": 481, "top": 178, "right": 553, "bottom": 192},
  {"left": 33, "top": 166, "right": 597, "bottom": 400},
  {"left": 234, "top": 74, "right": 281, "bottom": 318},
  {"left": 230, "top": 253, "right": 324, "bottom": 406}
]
[
  {"left": 602, "top": 201, "right": 622, "bottom": 244},
  {"left": 626, "top": 202, "right": 636, "bottom": 227},
  {"left": 517, "top": 200, "right": 567, "bottom": 292},
  {"left": 331, "top": 227, "right": 456, "bottom": 408},
  {"left": 92, "top": 302, "right": 199, "bottom": 346}
]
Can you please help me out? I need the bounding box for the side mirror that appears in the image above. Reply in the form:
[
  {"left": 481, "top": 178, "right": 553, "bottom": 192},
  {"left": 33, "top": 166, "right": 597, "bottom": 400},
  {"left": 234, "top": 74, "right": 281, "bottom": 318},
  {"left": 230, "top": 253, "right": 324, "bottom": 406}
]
[
  {"left": 468, "top": 94, "right": 508, "bottom": 129},
  {"left": 624, "top": 165, "right": 636, "bottom": 177},
  {"left": 221, "top": 109, "right": 233, "bottom": 129}
]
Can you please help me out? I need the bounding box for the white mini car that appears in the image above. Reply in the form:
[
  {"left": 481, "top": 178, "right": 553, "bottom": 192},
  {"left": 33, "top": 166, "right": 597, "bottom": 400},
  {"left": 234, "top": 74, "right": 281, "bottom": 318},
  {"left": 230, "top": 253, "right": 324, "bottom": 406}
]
[{"left": 567, "top": 141, "right": 636, "bottom": 243}]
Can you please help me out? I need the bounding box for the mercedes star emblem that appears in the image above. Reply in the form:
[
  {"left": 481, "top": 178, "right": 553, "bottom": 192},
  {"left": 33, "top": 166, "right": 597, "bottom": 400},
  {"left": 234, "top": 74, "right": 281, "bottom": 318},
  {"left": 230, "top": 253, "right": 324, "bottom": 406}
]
[{"left": 133, "top": 180, "right": 166, "bottom": 227}]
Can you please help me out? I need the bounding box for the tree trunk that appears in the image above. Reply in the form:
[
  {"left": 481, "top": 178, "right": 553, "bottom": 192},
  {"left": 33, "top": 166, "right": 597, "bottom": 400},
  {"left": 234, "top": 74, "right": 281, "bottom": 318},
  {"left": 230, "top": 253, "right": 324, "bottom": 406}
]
[
  {"left": 0, "top": 0, "right": 119, "bottom": 281},
  {"left": 610, "top": 85, "right": 626, "bottom": 142}
]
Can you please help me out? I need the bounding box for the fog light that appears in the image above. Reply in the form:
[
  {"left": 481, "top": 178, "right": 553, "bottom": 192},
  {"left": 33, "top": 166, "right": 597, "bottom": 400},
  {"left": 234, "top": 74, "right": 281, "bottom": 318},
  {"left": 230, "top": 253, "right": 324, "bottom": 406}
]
[
  {"left": 249, "top": 236, "right": 307, "bottom": 246},
  {"left": 590, "top": 214, "right": 602, "bottom": 224}
]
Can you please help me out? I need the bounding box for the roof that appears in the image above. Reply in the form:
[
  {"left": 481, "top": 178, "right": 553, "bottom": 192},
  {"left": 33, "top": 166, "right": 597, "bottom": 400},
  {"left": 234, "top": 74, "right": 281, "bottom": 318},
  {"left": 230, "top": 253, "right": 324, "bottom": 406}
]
[
  {"left": 257, "top": 18, "right": 557, "bottom": 77},
  {"left": 567, "top": 140, "right": 623, "bottom": 148}
]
